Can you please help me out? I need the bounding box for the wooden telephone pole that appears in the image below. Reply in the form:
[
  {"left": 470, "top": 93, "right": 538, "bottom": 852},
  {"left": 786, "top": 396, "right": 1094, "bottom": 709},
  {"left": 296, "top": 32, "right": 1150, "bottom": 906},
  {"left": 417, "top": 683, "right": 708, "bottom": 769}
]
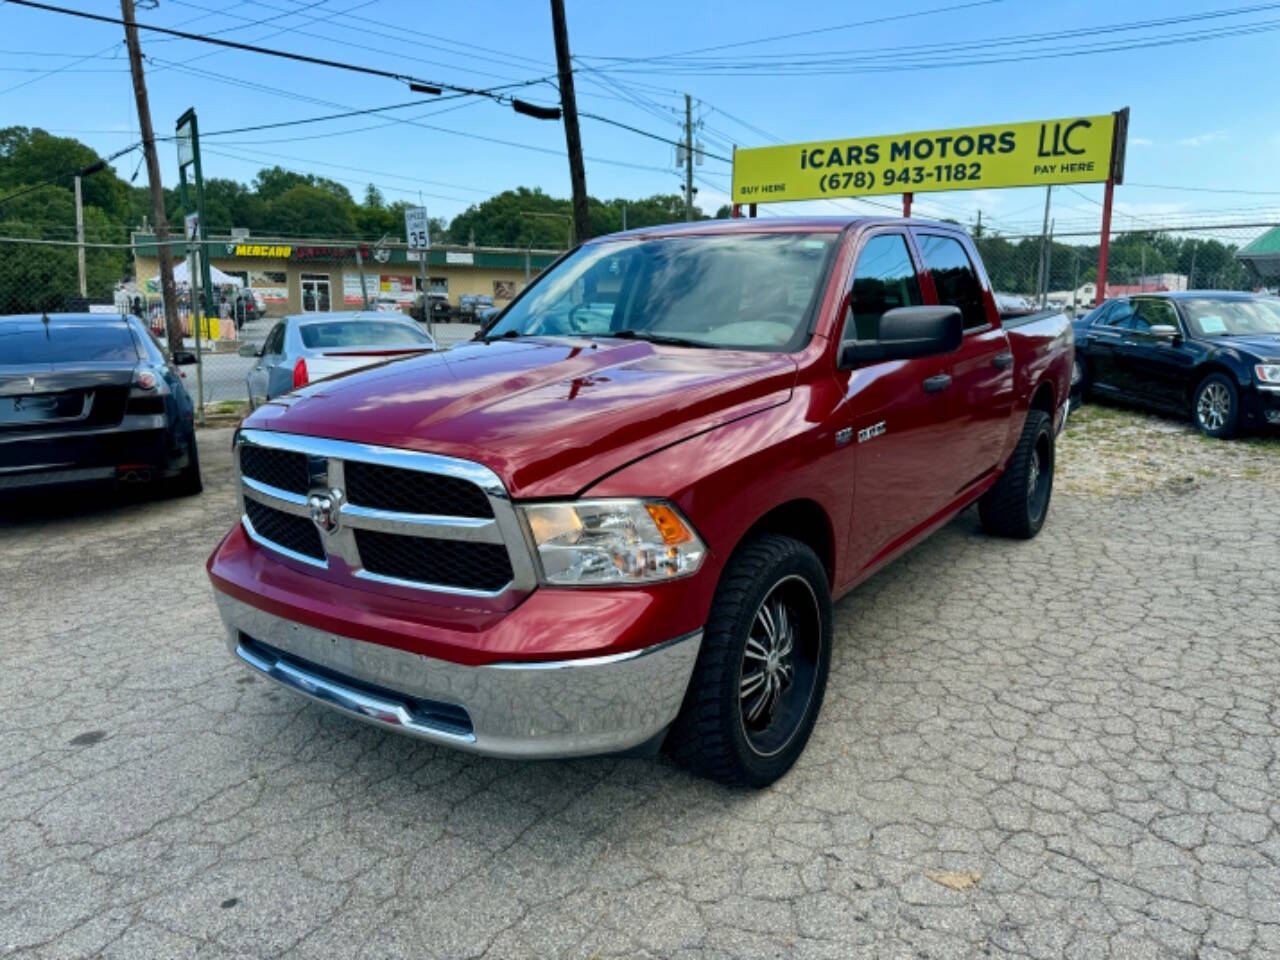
[
  {"left": 121, "top": 0, "right": 182, "bottom": 357},
  {"left": 549, "top": 0, "right": 589, "bottom": 247}
]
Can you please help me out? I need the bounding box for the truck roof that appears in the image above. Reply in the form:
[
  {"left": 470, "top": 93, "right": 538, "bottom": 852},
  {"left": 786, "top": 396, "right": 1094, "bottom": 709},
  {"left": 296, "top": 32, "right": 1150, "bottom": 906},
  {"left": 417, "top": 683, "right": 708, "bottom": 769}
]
[{"left": 590, "top": 215, "right": 962, "bottom": 243}]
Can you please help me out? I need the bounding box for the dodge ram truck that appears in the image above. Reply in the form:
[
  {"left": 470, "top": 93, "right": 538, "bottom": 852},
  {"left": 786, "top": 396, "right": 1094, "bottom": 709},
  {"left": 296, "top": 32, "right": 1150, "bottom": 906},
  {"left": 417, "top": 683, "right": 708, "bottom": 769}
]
[{"left": 208, "top": 217, "right": 1073, "bottom": 787}]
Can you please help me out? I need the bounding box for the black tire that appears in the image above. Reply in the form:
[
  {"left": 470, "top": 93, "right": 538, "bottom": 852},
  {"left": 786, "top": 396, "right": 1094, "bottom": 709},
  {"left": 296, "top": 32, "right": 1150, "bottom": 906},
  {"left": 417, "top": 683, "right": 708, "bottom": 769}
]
[
  {"left": 172, "top": 435, "right": 203, "bottom": 496},
  {"left": 667, "top": 535, "right": 832, "bottom": 788},
  {"left": 1192, "top": 372, "right": 1239, "bottom": 439},
  {"left": 979, "top": 409, "right": 1053, "bottom": 539},
  {"left": 1070, "top": 355, "right": 1090, "bottom": 406}
]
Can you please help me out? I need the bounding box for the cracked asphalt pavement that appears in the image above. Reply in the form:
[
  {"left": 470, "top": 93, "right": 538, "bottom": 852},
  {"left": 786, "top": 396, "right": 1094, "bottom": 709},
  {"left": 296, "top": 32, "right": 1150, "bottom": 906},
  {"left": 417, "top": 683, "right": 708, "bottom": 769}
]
[{"left": 2, "top": 418, "right": 1279, "bottom": 958}]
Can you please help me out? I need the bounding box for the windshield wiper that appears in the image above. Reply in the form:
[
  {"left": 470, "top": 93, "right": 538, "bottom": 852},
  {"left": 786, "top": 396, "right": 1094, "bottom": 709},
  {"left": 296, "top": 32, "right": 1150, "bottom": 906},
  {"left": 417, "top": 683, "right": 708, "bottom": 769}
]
[{"left": 608, "top": 329, "right": 709, "bottom": 348}]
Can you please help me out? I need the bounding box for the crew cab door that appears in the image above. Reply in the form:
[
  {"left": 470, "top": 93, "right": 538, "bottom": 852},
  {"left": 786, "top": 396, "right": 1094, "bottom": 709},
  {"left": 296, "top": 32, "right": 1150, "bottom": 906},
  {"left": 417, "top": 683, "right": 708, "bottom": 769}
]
[
  {"left": 912, "top": 231, "right": 1016, "bottom": 492},
  {"left": 840, "top": 230, "right": 955, "bottom": 573}
]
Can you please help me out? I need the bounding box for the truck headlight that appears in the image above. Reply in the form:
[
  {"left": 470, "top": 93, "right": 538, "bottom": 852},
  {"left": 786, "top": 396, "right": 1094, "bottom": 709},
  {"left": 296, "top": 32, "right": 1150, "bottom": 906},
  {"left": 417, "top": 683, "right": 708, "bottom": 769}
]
[
  {"left": 521, "top": 499, "right": 706, "bottom": 585},
  {"left": 1255, "top": 364, "right": 1280, "bottom": 384}
]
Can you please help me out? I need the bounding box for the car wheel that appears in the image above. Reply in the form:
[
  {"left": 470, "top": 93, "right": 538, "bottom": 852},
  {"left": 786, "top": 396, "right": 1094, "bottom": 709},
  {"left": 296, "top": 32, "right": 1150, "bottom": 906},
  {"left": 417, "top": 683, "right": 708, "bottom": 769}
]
[
  {"left": 172, "top": 436, "right": 203, "bottom": 496},
  {"left": 979, "top": 409, "right": 1054, "bottom": 539},
  {"left": 667, "top": 535, "right": 832, "bottom": 788},
  {"left": 1192, "top": 373, "right": 1239, "bottom": 439},
  {"left": 1070, "top": 356, "right": 1090, "bottom": 404}
]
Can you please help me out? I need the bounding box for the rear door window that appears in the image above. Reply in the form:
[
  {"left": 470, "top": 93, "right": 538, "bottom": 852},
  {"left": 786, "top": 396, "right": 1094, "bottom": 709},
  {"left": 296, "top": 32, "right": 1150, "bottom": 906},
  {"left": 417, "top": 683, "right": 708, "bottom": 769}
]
[
  {"left": 916, "top": 234, "right": 989, "bottom": 330},
  {"left": 0, "top": 319, "right": 138, "bottom": 364}
]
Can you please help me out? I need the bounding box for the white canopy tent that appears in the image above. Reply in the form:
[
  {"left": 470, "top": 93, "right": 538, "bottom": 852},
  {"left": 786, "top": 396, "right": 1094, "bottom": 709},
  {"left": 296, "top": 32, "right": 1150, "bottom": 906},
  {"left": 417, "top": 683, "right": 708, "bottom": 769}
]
[{"left": 151, "top": 260, "right": 243, "bottom": 287}]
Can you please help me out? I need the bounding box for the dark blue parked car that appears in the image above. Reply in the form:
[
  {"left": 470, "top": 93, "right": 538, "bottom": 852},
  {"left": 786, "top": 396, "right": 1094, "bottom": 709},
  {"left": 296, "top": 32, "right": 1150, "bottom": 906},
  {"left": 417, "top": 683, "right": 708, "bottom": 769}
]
[
  {"left": 1071, "top": 291, "right": 1280, "bottom": 438},
  {"left": 0, "top": 312, "right": 201, "bottom": 495}
]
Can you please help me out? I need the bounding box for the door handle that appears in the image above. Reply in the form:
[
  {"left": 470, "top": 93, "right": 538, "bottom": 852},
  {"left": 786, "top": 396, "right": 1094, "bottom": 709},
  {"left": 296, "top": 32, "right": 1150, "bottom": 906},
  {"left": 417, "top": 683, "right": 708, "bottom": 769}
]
[
  {"left": 993, "top": 351, "right": 1014, "bottom": 369},
  {"left": 923, "top": 374, "right": 952, "bottom": 393}
]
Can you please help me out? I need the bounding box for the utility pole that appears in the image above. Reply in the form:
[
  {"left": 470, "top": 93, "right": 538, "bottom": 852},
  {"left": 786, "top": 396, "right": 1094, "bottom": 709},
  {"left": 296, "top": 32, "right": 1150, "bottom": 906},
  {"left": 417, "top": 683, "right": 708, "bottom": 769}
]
[
  {"left": 1043, "top": 219, "right": 1054, "bottom": 308},
  {"left": 974, "top": 209, "right": 983, "bottom": 239},
  {"left": 684, "top": 94, "right": 695, "bottom": 221},
  {"left": 549, "top": 0, "right": 589, "bottom": 246},
  {"left": 1036, "top": 185, "right": 1052, "bottom": 305},
  {"left": 121, "top": 0, "right": 182, "bottom": 359},
  {"left": 74, "top": 175, "right": 86, "bottom": 298},
  {"left": 1188, "top": 244, "right": 1197, "bottom": 289}
]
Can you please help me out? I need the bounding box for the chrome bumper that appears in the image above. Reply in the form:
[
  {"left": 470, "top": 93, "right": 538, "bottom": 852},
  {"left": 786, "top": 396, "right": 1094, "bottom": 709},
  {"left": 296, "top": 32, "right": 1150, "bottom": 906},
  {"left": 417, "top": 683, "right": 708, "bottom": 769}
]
[{"left": 212, "top": 591, "right": 701, "bottom": 759}]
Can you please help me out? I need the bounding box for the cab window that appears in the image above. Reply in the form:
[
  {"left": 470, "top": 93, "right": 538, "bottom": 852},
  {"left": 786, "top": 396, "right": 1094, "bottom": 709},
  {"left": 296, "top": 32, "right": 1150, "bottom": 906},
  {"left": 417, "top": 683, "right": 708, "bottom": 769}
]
[
  {"left": 917, "top": 234, "right": 988, "bottom": 330},
  {"left": 845, "top": 233, "right": 922, "bottom": 341}
]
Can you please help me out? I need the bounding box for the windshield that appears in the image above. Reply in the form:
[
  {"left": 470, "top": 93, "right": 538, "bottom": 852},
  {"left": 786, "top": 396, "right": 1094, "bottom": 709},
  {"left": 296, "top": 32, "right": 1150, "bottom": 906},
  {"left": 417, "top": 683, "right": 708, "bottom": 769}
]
[
  {"left": 299, "top": 321, "right": 429, "bottom": 349},
  {"left": 486, "top": 233, "right": 838, "bottom": 351},
  {"left": 1180, "top": 298, "right": 1280, "bottom": 337}
]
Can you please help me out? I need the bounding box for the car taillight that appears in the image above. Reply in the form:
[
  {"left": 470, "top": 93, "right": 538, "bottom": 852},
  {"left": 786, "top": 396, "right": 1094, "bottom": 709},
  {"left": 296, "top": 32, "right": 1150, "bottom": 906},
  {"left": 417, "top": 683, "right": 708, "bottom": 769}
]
[
  {"left": 292, "top": 356, "right": 309, "bottom": 388},
  {"left": 134, "top": 369, "right": 158, "bottom": 390}
]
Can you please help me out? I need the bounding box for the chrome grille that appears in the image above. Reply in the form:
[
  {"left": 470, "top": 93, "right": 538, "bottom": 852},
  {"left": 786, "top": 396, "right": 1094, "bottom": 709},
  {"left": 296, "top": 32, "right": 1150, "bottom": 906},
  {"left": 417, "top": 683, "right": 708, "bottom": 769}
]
[
  {"left": 234, "top": 429, "right": 536, "bottom": 598},
  {"left": 344, "top": 459, "right": 492, "bottom": 518},
  {"left": 239, "top": 445, "right": 310, "bottom": 495}
]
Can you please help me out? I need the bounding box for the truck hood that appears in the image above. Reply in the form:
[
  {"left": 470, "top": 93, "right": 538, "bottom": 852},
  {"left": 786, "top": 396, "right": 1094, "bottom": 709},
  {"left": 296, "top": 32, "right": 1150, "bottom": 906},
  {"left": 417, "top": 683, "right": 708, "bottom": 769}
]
[{"left": 246, "top": 336, "right": 797, "bottom": 497}]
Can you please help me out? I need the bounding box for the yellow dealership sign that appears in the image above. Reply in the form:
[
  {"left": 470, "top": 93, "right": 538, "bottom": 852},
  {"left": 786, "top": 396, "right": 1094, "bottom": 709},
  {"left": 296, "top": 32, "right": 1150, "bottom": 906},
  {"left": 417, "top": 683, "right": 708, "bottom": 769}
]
[{"left": 732, "top": 111, "right": 1126, "bottom": 204}]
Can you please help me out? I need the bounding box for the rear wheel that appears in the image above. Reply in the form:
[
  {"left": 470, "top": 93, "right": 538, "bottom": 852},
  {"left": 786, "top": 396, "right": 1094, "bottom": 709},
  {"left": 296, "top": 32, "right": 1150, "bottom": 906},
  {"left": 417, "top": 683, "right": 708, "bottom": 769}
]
[
  {"left": 1192, "top": 373, "right": 1239, "bottom": 439},
  {"left": 172, "top": 436, "right": 202, "bottom": 496},
  {"left": 979, "top": 409, "right": 1053, "bottom": 539},
  {"left": 668, "top": 535, "right": 832, "bottom": 788}
]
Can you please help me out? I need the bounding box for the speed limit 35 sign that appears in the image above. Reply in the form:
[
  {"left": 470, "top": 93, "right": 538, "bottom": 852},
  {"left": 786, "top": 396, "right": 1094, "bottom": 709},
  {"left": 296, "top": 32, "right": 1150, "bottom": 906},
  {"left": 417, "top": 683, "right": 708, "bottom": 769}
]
[{"left": 404, "top": 207, "right": 430, "bottom": 250}]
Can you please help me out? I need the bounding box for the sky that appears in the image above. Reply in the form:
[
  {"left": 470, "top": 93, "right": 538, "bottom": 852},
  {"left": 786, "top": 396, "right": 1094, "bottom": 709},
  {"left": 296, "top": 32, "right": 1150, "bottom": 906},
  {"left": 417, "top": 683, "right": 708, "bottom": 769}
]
[{"left": 3, "top": 0, "right": 1280, "bottom": 241}]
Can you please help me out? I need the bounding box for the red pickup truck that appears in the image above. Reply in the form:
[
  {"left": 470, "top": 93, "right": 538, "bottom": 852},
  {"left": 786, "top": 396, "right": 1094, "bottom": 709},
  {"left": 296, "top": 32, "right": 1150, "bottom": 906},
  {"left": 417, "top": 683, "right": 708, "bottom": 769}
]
[{"left": 208, "top": 217, "right": 1073, "bottom": 786}]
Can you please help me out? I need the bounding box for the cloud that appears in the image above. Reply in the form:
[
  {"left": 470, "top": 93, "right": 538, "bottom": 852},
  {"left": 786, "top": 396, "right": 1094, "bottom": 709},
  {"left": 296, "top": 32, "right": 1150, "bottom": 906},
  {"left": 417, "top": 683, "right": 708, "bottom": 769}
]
[
  {"left": 1130, "top": 137, "right": 1153, "bottom": 147},
  {"left": 1176, "top": 131, "right": 1225, "bottom": 147}
]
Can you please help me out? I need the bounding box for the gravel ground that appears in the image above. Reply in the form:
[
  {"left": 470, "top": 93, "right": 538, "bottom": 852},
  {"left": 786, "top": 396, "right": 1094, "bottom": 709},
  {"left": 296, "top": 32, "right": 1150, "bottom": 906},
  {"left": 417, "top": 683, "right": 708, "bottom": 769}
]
[{"left": 1, "top": 407, "right": 1278, "bottom": 959}]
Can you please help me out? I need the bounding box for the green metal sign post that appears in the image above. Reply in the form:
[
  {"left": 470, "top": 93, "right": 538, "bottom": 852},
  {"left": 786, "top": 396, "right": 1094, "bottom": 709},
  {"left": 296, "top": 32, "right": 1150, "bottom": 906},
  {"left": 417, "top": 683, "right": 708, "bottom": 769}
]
[{"left": 176, "top": 108, "right": 213, "bottom": 424}]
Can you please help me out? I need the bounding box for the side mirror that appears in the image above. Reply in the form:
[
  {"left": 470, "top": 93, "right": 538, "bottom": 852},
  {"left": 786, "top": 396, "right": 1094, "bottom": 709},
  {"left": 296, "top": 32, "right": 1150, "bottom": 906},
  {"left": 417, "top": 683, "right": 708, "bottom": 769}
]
[
  {"left": 839, "top": 306, "right": 964, "bottom": 368},
  {"left": 171, "top": 350, "right": 198, "bottom": 366},
  {"left": 238, "top": 343, "right": 261, "bottom": 358},
  {"left": 1149, "top": 324, "right": 1179, "bottom": 340}
]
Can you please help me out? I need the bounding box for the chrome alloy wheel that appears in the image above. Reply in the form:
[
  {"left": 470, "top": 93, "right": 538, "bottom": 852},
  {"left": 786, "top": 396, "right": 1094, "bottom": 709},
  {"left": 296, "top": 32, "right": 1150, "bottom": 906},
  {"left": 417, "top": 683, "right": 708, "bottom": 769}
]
[
  {"left": 1197, "top": 381, "right": 1231, "bottom": 432},
  {"left": 738, "top": 574, "right": 822, "bottom": 758}
]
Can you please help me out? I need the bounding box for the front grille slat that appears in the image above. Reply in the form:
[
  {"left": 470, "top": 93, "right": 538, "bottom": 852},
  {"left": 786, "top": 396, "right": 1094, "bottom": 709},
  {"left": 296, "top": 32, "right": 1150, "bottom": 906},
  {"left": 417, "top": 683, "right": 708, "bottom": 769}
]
[
  {"left": 240, "top": 445, "right": 310, "bottom": 495},
  {"left": 344, "top": 460, "right": 492, "bottom": 518},
  {"left": 354, "top": 530, "right": 513, "bottom": 592},
  {"left": 244, "top": 498, "right": 325, "bottom": 561}
]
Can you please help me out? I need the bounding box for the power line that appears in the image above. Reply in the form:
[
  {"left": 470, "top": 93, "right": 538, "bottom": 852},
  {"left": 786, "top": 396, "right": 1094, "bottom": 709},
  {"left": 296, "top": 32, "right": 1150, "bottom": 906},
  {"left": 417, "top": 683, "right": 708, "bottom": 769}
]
[
  {"left": 5, "top": 0, "right": 556, "bottom": 100},
  {"left": 579, "top": 6, "right": 1280, "bottom": 76},
  {"left": 578, "top": 0, "right": 1005, "bottom": 65},
  {"left": 0, "top": 143, "right": 140, "bottom": 206}
]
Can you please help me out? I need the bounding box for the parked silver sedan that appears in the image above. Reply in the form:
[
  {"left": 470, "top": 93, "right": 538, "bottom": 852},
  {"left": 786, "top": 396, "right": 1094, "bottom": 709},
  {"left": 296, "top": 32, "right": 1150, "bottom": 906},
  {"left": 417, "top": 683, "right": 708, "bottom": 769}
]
[{"left": 241, "top": 312, "right": 436, "bottom": 408}]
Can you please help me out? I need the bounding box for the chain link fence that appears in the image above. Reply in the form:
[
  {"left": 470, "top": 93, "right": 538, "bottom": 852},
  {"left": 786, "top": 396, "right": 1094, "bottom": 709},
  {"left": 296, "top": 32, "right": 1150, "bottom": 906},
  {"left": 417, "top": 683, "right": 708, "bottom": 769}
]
[
  {"left": 975, "top": 221, "right": 1276, "bottom": 316},
  {"left": 0, "top": 236, "right": 486, "bottom": 418},
  {"left": 2, "top": 222, "right": 1275, "bottom": 414}
]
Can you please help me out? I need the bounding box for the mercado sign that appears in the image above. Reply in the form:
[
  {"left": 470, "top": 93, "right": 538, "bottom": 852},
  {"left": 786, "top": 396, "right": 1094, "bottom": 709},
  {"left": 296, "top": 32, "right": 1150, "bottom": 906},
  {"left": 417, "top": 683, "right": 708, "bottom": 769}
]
[
  {"left": 731, "top": 110, "right": 1127, "bottom": 204},
  {"left": 229, "top": 243, "right": 292, "bottom": 258}
]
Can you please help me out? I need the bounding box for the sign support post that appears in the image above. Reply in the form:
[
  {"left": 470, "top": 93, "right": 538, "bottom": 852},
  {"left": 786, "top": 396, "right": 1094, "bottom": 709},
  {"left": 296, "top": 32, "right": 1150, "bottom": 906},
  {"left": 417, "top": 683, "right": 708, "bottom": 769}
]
[
  {"left": 902, "top": 192, "right": 912, "bottom": 217},
  {"left": 1096, "top": 108, "right": 1128, "bottom": 306},
  {"left": 1096, "top": 179, "right": 1114, "bottom": 304}
]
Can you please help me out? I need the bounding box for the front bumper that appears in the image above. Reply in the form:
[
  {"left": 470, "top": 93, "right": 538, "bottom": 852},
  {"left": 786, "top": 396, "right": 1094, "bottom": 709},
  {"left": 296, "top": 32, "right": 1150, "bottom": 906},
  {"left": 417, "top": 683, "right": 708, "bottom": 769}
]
[{"left": 213, "top": 590, "right": 702, "bottom": 759}]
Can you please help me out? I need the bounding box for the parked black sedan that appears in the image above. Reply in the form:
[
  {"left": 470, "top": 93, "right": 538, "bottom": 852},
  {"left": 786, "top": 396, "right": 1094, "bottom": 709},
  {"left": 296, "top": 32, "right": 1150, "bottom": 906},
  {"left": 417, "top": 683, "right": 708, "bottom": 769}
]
[
  {"left": 1071, "top": 292, "right": 1280, "bottom": 438},
  {"left": 0, "top": 313, "right": 202, "bottom": 496}
]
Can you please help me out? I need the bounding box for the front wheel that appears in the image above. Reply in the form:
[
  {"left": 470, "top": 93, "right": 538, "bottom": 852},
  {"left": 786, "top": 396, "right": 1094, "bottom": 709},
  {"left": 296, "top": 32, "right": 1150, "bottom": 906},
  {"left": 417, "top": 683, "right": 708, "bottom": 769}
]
[
  {"left": 1192, "top": 373, "right": 1239, "bottom": 439},
  {"left": 667, "top": 535, "right": 832, "bottom": 788},
  {"left": 979, "top": 409, "right": 1054, "bottom": 539}
]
